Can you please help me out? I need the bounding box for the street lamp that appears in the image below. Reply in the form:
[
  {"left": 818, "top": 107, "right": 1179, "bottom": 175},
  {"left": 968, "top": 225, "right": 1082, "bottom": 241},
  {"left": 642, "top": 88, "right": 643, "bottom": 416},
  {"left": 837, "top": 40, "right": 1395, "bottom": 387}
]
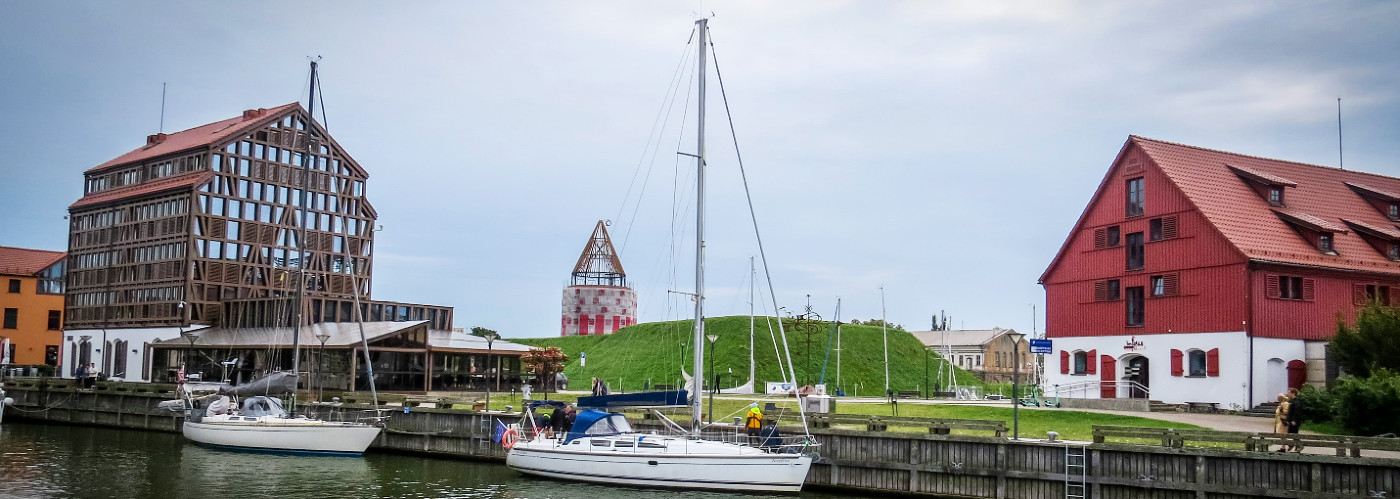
[
  {"left": 706, "top": 333, "right": 718, "bottom": 424},
  {"left": 1006, "top": 331, "right": 1026, "bottom": 440},
  {"left": 483, "top": 330, "right": 498, "bottom": 412},
  {"left": 316, "top": 332, "right": 331, "bottom": 401},
  {"left": 181, "top": 329, "right": 200, "bottom": 382}
]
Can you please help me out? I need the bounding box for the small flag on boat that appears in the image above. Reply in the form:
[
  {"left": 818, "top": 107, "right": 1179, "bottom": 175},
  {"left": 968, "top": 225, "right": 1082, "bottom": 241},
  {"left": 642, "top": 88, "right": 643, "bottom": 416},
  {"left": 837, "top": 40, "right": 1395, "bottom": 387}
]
[{"left": 492, "top": 418, "right": 506, "bottom": 443}]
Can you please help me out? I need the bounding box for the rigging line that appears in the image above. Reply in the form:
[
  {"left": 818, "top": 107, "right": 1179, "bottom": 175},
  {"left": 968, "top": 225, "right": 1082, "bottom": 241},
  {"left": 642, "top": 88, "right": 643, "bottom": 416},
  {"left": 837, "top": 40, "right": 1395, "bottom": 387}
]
[
  {"left": 316, "top": 68, "right": 329, "bottom": 130},
  {"left": 708, "top": 26, "right": 810, "bottom": 436},
  {"left": 615, "top": 31, "right": 695, "bottom": 249},
  {"left": 619, "top": 45, "right": 694, "bottom": 255}
]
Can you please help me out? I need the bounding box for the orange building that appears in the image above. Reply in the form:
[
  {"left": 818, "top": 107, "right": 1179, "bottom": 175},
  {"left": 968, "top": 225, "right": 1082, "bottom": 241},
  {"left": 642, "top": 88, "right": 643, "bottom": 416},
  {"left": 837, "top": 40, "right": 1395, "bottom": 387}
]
[{"left": 0, "top": 246, "right": 66, "bottom": 366}]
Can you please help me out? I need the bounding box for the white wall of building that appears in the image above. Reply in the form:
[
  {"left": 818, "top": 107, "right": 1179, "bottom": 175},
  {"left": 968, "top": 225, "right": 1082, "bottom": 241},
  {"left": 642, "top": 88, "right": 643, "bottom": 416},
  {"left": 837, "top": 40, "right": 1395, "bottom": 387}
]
[
  {"left": 61, "top": 326, "right": 206, "bottom": 382},
  {"left": 1043, "top": 331, "right": 1309, "bottom": 409}
]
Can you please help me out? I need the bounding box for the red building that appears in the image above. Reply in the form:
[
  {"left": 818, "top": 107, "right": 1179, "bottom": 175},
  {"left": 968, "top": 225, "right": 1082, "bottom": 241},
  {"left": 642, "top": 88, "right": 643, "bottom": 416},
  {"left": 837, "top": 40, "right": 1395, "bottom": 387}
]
[{"left": 1041, "top": 136, "right": 1396, "bottom": 408}]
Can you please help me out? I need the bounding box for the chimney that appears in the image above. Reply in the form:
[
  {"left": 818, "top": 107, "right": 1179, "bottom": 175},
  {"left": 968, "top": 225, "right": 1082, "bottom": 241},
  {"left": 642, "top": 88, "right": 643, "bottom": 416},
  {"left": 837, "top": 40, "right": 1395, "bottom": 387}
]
[
  {"left": 242, "top": 108, "right": 267, "bottom": 120},
  {"left": 146, "top": 133, "right": 168, "bottom": 146}
]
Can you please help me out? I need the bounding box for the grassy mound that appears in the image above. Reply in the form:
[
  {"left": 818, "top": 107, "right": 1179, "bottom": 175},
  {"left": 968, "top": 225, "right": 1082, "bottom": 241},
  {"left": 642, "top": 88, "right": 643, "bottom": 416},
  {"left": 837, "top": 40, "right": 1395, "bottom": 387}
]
[{"left": 515, "top": 316, "right": 982, "bottom": 395}]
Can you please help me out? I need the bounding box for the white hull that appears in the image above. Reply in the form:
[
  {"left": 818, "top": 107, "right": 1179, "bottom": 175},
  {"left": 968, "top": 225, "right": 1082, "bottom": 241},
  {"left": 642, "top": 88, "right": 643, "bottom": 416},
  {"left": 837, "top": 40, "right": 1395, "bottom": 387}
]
[
  {"left": 507, "top": 435, "right": 812, "bottom": 492},
  {"left": 183, "top": 418, "right": 381, "bottom": 455}
]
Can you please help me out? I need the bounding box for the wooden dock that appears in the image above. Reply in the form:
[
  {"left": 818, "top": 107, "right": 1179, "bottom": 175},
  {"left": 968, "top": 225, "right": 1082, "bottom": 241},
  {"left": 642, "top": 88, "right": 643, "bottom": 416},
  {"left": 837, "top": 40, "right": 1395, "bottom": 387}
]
[{"left": 4, "top": 380, "right": 1397, "bottom": 498}]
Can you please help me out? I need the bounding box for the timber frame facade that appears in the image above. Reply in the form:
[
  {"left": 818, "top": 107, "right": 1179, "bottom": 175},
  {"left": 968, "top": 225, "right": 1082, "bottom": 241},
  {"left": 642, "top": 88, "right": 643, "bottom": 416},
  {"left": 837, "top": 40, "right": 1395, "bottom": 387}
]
[{"left": 66, "top": 104, "right": 378, "bottom": 329}]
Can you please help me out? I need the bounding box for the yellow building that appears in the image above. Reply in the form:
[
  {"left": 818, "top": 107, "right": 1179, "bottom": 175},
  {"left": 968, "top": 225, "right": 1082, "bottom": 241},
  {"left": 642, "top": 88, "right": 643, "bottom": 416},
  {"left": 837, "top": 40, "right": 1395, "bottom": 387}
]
[{"left": 0, "top": 245, "right": 66, "bottom": 366}]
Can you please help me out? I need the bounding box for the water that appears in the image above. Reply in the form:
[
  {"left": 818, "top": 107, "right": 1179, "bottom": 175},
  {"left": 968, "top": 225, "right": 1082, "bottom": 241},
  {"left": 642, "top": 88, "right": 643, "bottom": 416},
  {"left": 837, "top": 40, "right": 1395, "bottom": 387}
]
[{"left": 0, "top": 422, "right": 854, "bottom": 499}]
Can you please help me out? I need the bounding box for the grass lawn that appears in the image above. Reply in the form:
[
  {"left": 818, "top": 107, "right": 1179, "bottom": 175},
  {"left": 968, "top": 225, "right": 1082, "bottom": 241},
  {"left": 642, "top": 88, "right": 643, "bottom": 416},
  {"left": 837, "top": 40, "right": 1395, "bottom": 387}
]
[{"left": 464, "top": 392, "right": 1203, "bottom": 443}]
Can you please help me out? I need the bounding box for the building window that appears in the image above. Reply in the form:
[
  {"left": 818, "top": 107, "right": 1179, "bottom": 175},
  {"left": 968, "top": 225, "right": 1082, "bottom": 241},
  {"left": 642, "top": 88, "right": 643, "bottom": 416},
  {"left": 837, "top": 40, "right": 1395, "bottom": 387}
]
[
  {"left": 6, "top": 279, "right": 18, "bottom": 293},
  {"left": 1150, "top": 274, "right": 1178, "bottom": 297},
  {"left": 1390, "top": 243, "right": 1400, "bottom": 261},
  {"left": 1107, "top": 226, "right": 1120, "bottom": 247},
  {"left": 48, "top": 310, "right": 61, "bottom": 330},
  {"left": 1126, "top": 287, "right": 1144, "bottom": 326},
  {"left": 2, "top": 308, "right": 15, "bottom": 329},
  {"left": 1391, "top": 204, "right": 1400, "bottom": 220},
  {"left": 1319, "top": 233, "right": 1335, "bottom": 254},
  {"left": 1151, "top": 276, "right": 1165, "bottom": 296},
  {"left": 1187, "top": 350, "right": 1207, "bottom": 377},
  {"left": 1279, "top": 276, "right": 1304, "bottom": 300},
  {"left": 1073, "top": 351, "right": 1088, "bottom": 374},
  {"left": 1268, "top": 188, "right": 1283, "bottom": 206},
  {"left": 1108, "top": 280, "right": 1121, "bottom": 300},
  {"left": 1126, "top": 177, "right": 1145, "bottom": 217},
  {"left": 1126, "top": 232, "right": 1144, "bottom": 270}
]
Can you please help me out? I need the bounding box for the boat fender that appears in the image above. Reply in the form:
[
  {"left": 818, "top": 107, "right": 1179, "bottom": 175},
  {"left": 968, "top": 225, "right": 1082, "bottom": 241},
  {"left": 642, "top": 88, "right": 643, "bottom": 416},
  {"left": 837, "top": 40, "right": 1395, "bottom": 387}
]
[{"left": 501, "top": 429, "right": 518, "bottom": 449}]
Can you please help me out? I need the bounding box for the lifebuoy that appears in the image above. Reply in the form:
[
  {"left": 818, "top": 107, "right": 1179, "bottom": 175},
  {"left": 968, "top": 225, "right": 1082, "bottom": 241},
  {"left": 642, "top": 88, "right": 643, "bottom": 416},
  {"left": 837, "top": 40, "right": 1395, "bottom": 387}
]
[{"left": 502, "top": 429, "right": 519, "bottom": 449}]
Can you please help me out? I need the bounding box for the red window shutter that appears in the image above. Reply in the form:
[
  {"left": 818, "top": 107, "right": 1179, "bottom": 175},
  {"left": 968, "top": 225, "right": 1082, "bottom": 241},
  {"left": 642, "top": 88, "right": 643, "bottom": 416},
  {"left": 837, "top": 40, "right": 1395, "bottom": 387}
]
[
  {"left": 1265, "top": 275, "right": 1280, "bottom": 299},
  {"left": 1163, "top": 274, "right": 1180, "bottom": 296},
  {"left": 1094, "top": 280, "right": 1107, "bottom": 301},
  {"left": 1206, "top": 348, "right": 1220, "bottom": 377},
  {"left": 1099, "top": 355, "right": 1117, "bottom": 398},
  {"left": 1170, "top": 349, "right": 1184, "bottom": 376},
  {"left": 1354, "top": 284, "right": 1368, "bottom": 305},
  {"left": 1301, "top": 279, "right": 1315, "bottom": 302},
  {"left": 1162, "top": 215, "right": 1179, "bottom": 239},
  {"left": 1060, "top": 350, "right": 1070, "bottom": 374},
  {"left": 1094, "top": 228, "right": 1108, "bottom": 249},
  {"left": 1085, "top": 349, "right": 1097, "bottom": 374}
]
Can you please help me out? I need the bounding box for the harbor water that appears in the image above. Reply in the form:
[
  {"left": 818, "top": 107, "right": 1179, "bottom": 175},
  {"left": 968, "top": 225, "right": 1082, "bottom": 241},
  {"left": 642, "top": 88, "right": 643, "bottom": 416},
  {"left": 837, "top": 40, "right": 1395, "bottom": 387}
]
[{"left": 0, "top": 422, "right": 855, "bottom": 498}]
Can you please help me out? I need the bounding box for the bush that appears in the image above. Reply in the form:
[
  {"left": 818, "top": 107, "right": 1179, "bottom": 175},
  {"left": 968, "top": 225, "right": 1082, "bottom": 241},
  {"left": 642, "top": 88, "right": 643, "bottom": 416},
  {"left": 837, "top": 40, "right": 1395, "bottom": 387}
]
[
  {"left": 1332, "top": 369, "right": 1400, "bottom": 437},
  {"left": 1292, "top": 384, "right": 1336, "bottom": 424}
]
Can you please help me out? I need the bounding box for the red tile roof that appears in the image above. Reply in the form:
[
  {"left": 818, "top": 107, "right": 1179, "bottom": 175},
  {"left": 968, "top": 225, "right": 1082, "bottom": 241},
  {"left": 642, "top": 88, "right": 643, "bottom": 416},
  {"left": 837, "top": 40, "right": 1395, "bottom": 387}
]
[
  {"left": 70, "top": 171, "right": 214, "bottom": 209},
  {"left": 1135, "top": 136, "right": 1400, "bottom": 275},
  {"left": 87, "top": 102, "right": 301, "bottom": 173},
  {"left": 0, "top": 246, "right": 66, "bottom": 277}
]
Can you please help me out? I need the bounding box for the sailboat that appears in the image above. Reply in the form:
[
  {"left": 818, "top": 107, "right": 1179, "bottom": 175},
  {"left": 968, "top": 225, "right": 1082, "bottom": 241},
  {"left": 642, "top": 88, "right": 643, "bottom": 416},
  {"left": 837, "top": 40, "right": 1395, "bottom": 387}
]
[
  {"left": 505, "top": 18, "right": 815, "bottom": 492},
  {"left": 163, "top": 60, "right": 383, "bottom": 455}
]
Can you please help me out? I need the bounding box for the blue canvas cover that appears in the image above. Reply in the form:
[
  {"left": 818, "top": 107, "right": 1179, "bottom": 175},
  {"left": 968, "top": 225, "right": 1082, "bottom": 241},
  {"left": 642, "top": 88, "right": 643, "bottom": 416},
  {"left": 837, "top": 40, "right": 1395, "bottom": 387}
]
[
  {"left": 563, "top": 409, "right": 634, "bottom": 444},
  {"left": 577, "top": 389, "right": 688, "bottom": 409}
]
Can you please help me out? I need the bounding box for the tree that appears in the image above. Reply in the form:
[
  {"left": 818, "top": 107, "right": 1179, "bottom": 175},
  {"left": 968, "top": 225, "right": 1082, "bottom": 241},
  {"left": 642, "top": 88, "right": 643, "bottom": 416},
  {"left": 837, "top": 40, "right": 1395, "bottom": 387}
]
[
  {"left": 521, "top": 346, "right": 569, "bottom": 394},
  {"left": 470, "top": 326, "right": 499, "bottom": 338},
  {"left": 1331, "top": 305, "right": 1400, "bottom": 378}
]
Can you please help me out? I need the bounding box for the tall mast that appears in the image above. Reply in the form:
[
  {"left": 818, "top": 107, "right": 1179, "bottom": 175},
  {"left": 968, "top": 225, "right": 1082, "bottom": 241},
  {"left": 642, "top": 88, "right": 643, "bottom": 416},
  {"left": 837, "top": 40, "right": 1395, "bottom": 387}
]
[
  {"left": 291, "top": 59, "right": 318, "bottom": 406},
  {"left": 748, "top": 256, "right": 755, "bottom": 391},
  {"left": 691, "top": 17, "right": 708, "bottom": 433},
  {"left": 881, "top": 285, "right": 889, "bottom": 394}
]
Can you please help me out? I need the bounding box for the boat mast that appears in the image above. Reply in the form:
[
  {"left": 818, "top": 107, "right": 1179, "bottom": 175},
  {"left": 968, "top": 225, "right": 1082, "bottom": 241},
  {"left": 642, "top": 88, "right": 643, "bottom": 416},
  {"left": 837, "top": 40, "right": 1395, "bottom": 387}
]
[
  {"left": 881, "top": 285, "right": 889, "bottom": 395},
  {"left": 290, "top": 58, "right": 319, "bottom": 413},
  {"left": 691, "top": 17, "right": 708, "bottom": 434},
  {"left": 748, "top": 256, "right": 755, "bottom": 392}
]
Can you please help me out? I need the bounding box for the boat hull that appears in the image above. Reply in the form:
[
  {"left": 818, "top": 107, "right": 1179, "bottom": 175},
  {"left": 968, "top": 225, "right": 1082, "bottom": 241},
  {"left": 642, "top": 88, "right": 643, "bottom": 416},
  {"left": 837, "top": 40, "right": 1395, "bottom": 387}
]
[
  {"left": 506, "top": 445, "right": 812, "bottom": 492},
  {"left": 183, "top": 421, "right": 381, "bottom": 455}
]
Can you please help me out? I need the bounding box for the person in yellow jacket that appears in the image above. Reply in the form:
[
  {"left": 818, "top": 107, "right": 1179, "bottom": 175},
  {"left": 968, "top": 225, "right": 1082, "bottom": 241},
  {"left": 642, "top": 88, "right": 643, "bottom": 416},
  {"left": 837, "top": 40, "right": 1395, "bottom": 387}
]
[{"left": 744, "top": 403, "right": 764, "bottom": 438}]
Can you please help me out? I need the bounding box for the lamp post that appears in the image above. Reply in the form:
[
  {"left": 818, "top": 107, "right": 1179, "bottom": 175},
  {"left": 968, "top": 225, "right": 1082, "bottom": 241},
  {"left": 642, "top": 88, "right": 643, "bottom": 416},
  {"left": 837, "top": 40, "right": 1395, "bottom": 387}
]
[
  {"left": 484, "top": 330, "right": 498, "bottom": 412},
  {"left": 1006, "top": 331, "right": 1026, "bottom": 440},
  {"left": 316, "top": 333, "right": 331, "bottom": 401},
  {"left": 181, "top": 329, "right": 199, "bottom": 382},
  {"left": 706, "top": 333, "right": 718, "bottom": 424}
]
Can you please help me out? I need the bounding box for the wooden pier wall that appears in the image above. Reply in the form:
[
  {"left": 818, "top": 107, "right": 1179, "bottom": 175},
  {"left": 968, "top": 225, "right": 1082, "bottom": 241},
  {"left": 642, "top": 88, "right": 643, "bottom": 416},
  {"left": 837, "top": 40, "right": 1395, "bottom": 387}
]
[{"left": 4, "top": 383, "right": 1396, "bottom": 499}]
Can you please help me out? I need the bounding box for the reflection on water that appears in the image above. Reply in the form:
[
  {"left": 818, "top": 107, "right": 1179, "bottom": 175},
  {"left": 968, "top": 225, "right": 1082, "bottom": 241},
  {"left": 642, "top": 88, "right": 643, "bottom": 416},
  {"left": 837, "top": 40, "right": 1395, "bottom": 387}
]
[{"left": 0, "top": 423, "right": 854, "bottom": 499}]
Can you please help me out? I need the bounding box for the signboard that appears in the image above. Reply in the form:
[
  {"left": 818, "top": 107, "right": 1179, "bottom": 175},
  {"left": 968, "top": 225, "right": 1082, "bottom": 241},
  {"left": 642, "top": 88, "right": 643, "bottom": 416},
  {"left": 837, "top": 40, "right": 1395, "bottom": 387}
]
[
  {"left": 765, "top": 382, "right": 796, "bottom": 394},
  {"left": 1123, "top": 336, "right": 1144, "bottom": 351},
  {"left": 1028, "top": 338, "right": 1052, "bottom": 354},
  {"left": 580, "top": 352, "right": 586, "bottom": 367}
]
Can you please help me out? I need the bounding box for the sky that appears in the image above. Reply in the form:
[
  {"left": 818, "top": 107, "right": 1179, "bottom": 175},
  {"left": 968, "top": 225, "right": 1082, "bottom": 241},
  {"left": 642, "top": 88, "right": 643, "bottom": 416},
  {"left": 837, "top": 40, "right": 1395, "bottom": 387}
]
[{"left": 1, "top": 1, "right": 1397, "bottom": 339}]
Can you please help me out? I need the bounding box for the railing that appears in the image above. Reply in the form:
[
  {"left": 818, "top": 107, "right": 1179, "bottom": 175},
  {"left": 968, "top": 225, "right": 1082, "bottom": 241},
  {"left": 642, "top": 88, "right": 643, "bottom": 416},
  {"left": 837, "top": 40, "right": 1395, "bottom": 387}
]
[
  {"left": 1053, "top": 380, "right": 1150, "bottom": 399},
  {"left": 1092, "top": 425, "right": 1400, "bottom": 457},
  {"left": 806, "top": 413, "right": 1007, "bottom": 437}
]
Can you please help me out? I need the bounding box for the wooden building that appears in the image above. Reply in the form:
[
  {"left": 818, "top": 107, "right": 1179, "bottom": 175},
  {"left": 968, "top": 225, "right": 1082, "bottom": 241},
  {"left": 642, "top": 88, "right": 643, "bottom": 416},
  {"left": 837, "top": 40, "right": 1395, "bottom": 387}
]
[
  {"left": 61, "top": 104, "right": 467, "bottom": 385},
  {"left": 0, "top": 246, "right": 66, "bottom": 367},
  {"left": 1040, "top": 136, "right": 1398, "bottom": 408}
]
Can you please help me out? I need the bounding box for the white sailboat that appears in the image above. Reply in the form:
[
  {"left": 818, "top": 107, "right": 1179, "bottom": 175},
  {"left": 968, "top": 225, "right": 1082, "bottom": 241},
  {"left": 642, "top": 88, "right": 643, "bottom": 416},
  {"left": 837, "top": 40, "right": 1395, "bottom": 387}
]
[
  {"left": 165, "top": 60, "right": 383, "bottom": 455},
  {"left": 506, "top": 18, "right": 815, "bottom": 492}
]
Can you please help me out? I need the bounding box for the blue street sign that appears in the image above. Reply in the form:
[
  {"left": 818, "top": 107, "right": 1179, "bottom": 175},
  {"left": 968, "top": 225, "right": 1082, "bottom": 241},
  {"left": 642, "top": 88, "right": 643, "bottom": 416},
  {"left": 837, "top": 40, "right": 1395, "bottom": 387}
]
[{"left": 1028, "top": 339, "right": 1053, "bottom": 354}]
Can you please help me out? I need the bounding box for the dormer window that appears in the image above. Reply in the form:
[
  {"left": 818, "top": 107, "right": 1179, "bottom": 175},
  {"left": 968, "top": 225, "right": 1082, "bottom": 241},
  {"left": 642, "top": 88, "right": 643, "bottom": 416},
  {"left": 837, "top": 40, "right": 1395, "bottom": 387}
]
[
  {"left": 1276, "top": 210, "right": 1346, "bottom": 256},
  {"left": 1390, "top": 243, "right": 1399, "bottom": 261},
  {"left": 1345, "top": 182, "right": 1400, "bottom": 221},
  {"left": 1320, "top": 234, "right": 1334, "bottom": 254},
  {"left": 1229, "top": 164, "right": 1296, "bottom": 207},
  {"left": 1268, "top": 187, "right": 1284, "bottom": 206},
  {"left": 1391, "top": 204, "right": 1399, "bottom": 220}
]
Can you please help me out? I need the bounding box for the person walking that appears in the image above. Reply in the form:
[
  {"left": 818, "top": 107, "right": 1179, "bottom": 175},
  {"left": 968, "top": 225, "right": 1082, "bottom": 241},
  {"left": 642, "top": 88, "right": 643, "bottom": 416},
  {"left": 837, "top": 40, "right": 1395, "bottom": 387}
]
[
  {"left": 1285, "top": 388, "right": 1305, "bottom": 453},
  {"left": 1273, "top": 393, "right": 1291, "bottom": 452}
]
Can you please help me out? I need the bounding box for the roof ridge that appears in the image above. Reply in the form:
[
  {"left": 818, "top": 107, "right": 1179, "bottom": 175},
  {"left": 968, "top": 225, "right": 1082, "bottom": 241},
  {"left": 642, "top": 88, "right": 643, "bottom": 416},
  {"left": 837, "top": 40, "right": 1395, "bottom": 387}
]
[
  {"left": 1131, "top": 135, "right": 1400, "bottom": 183},
  {"left": 0, "top": 245, "right": 64, "bottom": 253}
]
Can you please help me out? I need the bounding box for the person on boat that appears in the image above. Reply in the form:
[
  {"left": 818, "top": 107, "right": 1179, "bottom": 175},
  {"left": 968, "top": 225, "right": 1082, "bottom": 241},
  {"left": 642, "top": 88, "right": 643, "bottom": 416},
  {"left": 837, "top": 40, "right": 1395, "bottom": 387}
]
[
  {"left": 550, "top": 404, "right": 569, "bottom": 439},
  {"left": 744, "top": 403, "right": 764, "bottom": 439},
  {"left": 759, "top": 420, "right": 782, "bottom": 452}
]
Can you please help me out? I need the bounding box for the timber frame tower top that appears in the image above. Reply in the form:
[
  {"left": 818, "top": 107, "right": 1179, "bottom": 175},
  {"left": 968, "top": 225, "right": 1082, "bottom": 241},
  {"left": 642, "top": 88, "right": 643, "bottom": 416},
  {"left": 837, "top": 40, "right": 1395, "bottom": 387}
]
[{"left": 571, "top": 220, "right": 626, "bottom": 287}]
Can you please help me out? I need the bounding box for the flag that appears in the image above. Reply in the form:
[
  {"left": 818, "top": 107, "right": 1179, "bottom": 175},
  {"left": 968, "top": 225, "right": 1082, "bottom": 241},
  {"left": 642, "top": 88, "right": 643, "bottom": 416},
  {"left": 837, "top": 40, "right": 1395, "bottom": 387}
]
[
  {"left": 0, "top": 338, "right": 10, "bottom": 364},
  {"left": 491, "top": 418, "right": 507, "bottom": 443}
]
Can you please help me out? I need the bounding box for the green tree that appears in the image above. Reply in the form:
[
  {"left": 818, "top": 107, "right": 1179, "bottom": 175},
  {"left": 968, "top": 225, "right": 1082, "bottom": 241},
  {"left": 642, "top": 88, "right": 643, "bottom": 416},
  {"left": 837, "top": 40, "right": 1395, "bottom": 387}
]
[
  {"left": 470, "top": 326, "right": 499, "bottom": 338},
  {"left": 1331, "top": 305, "right": 1400, "bottom": 378}
]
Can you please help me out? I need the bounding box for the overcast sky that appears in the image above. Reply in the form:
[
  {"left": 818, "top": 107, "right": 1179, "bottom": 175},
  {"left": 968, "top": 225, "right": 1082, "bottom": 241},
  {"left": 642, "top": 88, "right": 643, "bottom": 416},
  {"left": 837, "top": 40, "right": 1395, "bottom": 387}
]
[{"left": 2, "top": 1, "right": 1397, "bottom": 338}]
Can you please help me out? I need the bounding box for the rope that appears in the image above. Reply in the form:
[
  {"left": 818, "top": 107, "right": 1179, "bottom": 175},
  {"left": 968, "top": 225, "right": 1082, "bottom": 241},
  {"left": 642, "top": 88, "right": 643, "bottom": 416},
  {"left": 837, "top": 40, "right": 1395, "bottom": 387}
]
[{"left": 4, "top": 392, "right": 78, "bottom": 413}]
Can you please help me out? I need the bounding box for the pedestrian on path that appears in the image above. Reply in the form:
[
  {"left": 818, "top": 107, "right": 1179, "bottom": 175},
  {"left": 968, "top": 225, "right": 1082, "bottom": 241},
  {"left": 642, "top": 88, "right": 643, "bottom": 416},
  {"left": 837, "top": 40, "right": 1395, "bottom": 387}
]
[
  {"left": 1273, "top": 393, "right": 1292, "bottom": 451},
  {"left": 1285, "top": 388, "right": 1305, "bottom": 453}
]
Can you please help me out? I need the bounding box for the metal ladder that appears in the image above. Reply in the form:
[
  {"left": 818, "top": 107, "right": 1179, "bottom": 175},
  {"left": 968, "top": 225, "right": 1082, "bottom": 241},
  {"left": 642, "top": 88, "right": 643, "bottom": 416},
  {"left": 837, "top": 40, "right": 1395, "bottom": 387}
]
[{"left": 1065, "top": 444, "right": 1087, "bottom": 499}]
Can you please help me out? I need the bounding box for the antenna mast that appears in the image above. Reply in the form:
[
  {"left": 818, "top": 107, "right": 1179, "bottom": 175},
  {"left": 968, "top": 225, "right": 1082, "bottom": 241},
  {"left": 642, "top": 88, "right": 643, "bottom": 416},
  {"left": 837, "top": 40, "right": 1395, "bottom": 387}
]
[{"left": 1337, "top": 97, "right": 1344, "bottom": 169}]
